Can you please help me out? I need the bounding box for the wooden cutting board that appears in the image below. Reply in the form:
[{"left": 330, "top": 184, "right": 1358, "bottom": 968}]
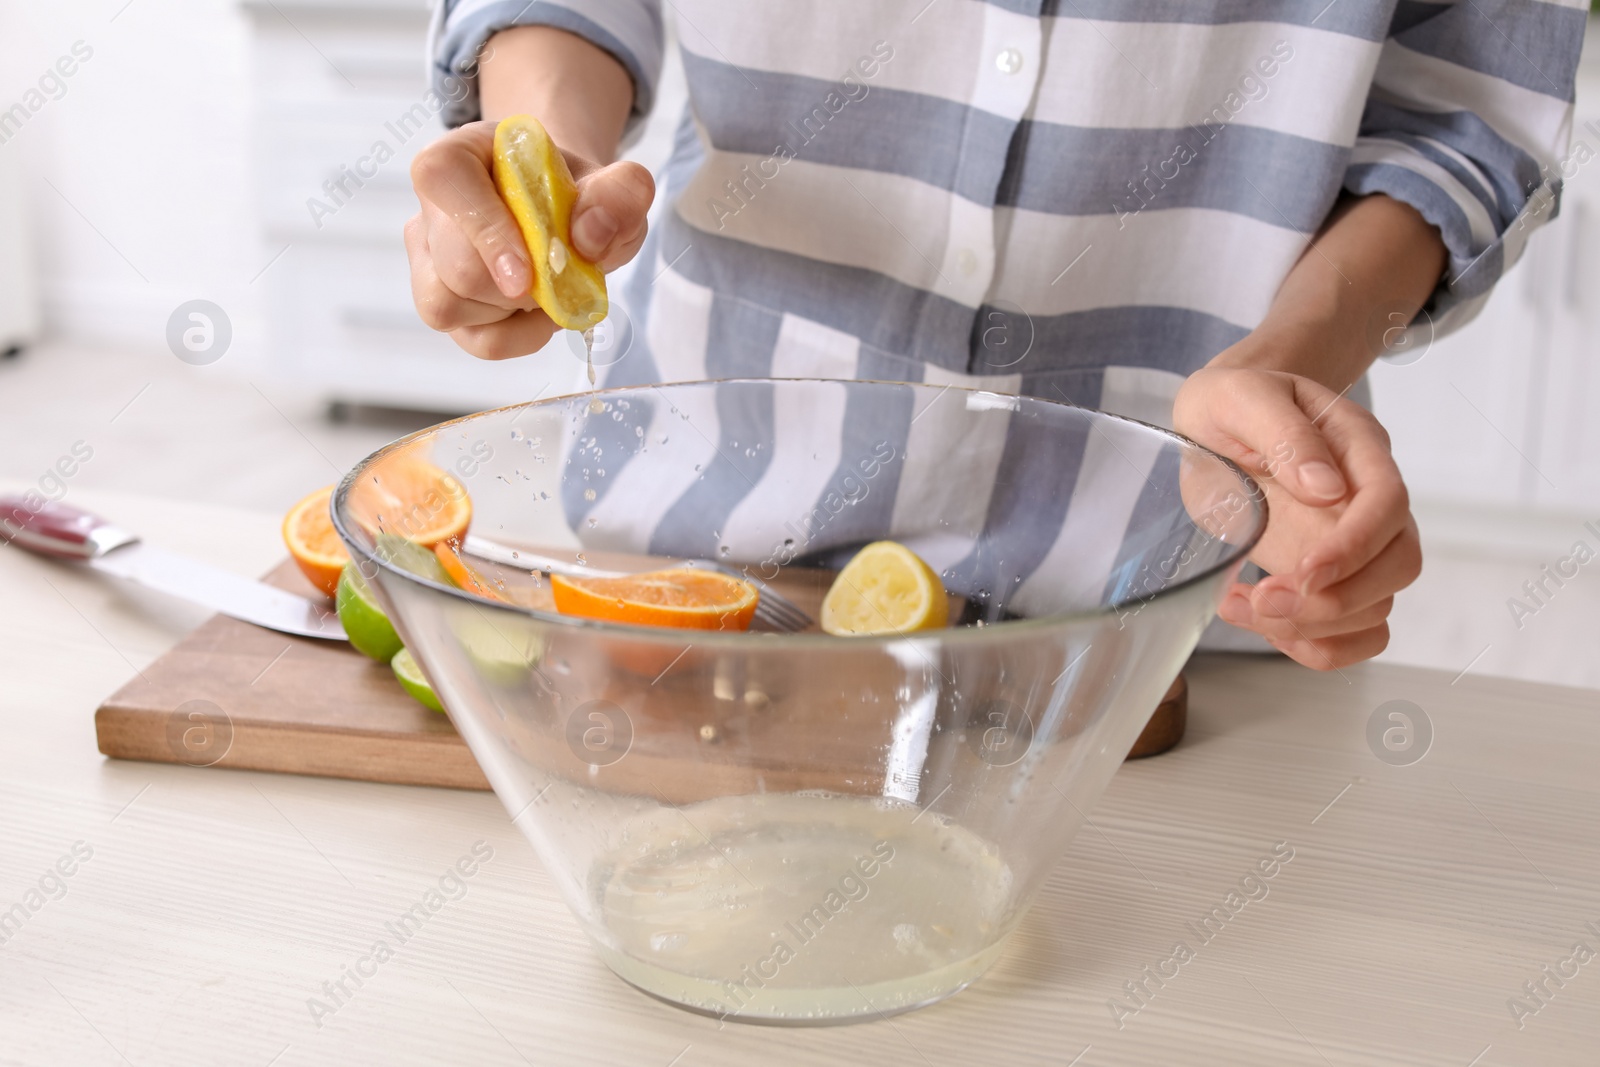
[
  {"left": 95, "top": 561, "right": 493, "bottom": 789},
  {"left": 95, "top": 561, "right": 1187, "bottom": 789}
]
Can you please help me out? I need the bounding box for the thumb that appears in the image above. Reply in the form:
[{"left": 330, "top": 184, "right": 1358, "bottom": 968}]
[
  {"left": 1209, "top": 374, "right": 1349, "bottom": 507},
  {"left": 569, "top": 159, "right": 655, "bottom": 271}
]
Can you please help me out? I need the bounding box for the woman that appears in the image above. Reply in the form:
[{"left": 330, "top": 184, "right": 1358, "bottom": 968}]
[{"left": 406, "top": 1, "right": 1581, "bottom": 668}]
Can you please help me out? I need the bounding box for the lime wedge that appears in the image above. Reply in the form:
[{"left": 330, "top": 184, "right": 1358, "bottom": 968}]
[
  {"left": 392, "top": 647, "right": 444, "bottom": 713},
  {"left": 374, "top": 533, "right": 454, "bottom": 585},
  {"left": 454, "top": 613, "right": 543, "bottom": 686},
  {"left": 336, "top": 563, "right": 403, "bottom": 662}
]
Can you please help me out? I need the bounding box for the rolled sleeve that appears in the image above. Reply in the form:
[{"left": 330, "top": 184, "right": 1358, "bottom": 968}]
[
  {"left": 1343, "top": 0, "right": 1584, "bottom": 335},
  {"left": 429, "top": 0, "right": 664, "bottom": 138}
]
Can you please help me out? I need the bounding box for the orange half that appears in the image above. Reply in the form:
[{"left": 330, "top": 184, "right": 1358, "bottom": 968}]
[
  {"left": 435, "top": 539, "right": 508, "bottom": 602},
  {"left": 283, "top": 486, "right": 347, "bottom": 597},
  {"left": 287, "top": 457, "right": 473, "bottom": 599},
  {"left": 344, "top": 454, "right": 472, "bottom": 548},
  {"left": 551, "top": 568, "right": 758, "bottom": 631}
]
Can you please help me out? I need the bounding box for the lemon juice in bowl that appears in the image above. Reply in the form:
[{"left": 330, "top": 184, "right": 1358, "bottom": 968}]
[
  {"left": 548, "top": 544, "right": 1010, "bottom": 1021},
  {"left": 587, "top": 792, "right": 1015, "bottom": 1022}
]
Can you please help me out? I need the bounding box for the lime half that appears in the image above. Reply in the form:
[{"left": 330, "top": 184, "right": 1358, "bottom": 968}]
[
  {"left": 392, "top": 647, "right": 444, "bottom": 713},
  {"left": 454, "top": 612, "right": 543, "bottom": 686},
  {"left": 336, "top": 563, "right": 403, "bottom": 662},
  {"left": 374, "top": 533, "right": 455, "bottom": 586}
]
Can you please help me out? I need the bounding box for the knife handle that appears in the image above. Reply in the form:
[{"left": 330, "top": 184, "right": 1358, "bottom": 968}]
[{"left": 0, "top": 495, "right": 139, "bottom": 559}]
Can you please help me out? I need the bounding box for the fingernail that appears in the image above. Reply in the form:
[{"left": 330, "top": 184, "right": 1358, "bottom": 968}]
[
  {"left": 1297, "top": 461, "right": 1346, "bottom": 500},
  {"left": 1255, "top": 586, "right": 1301, "bottom": 618},
  {"left": 572, "top": 206, "right": 618, "bottom": 259},
  {"left": 1218, "top": 593, "right": 1252, "bottom": 625},
  {"left": 1301, "top": 563, "right": 1339, "bottom": 596},
  {"left": 495, "top": 251, "right": 528, "bottom": 296}
]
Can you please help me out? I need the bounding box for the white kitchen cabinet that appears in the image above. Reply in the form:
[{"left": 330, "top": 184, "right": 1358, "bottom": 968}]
[
  {"left": 0, "top": 143, "right": 39, "bottom": 356},
  {"left": 241, "top": 0, "right": 583, "bottom": 412},
  {"left": 1533, "top": 132, "right": 1600, "bottom": 514}
]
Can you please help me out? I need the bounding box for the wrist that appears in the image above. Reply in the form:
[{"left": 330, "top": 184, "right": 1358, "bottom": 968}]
[
  {"left": 1207, "top": 314, "right": 1364, "bottom": 391},
  {"left": 478, "top": 26, "right": 633, "bottom": 164},
  {"left": 1209, "top": 193, "right": 1447, "bottom": 391}
]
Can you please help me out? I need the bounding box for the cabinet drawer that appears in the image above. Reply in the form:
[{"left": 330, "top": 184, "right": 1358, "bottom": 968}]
[
  {"left": 244, "top": 1, "right": 432, "bottom": 107},
  {"left": 255, "top": 108, "right": 439, "bottom": 238},
  {"left": 261, "top": 240, "right": 588, "bottom": 410}
]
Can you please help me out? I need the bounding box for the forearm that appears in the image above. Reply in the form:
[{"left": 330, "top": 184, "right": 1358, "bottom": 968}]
[
  {"left": 1210, "top": 194, "right": 1449, "bottom": 392},
  {"left": 478, "top": 26, "right": 635, "bottom": 164}
]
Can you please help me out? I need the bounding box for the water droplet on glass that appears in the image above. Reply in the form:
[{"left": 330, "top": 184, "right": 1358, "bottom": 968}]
[{"left": 583, "top": 488, "right": 596, "bottom": 501}]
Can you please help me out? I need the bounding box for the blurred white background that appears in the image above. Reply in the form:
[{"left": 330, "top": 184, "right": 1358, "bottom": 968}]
[
  {"left": 0, "top": 0, "right": 1596, "bottom": 688},
  {"left": 1, "top": 0, "right": 260, "bottom": 341}
]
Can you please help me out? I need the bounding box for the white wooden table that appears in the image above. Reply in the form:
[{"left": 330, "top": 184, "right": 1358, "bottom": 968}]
[{"left": 2, "top": 485, "right": 1597, "bottom": 1066}]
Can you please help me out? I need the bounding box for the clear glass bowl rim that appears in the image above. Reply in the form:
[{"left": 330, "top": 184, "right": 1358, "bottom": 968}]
[{"left": 331, "top": 377, "right": 1268, "bottom": 650}]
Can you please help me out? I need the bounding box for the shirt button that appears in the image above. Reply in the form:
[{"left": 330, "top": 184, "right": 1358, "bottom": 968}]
[
  {"left": 995, "top": 48, "right": 1023, "bottom": 75},
  {"left": 956, "top": 248, "right": 979, "bottom": 276}
]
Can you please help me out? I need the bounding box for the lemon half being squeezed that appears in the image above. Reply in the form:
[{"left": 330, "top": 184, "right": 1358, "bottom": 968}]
[{"left": 491, "top": 114, "right": 608, "bottom": 331}]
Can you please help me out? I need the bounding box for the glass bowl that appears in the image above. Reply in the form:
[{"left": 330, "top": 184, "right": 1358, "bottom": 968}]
[{"left": 332, "top": 378, "right": 1266, "bottom": 1024}]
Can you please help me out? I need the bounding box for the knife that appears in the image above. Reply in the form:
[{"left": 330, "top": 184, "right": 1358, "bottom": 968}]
[{"left": 0, "top": 495, "right": 347, "bottom": 641}]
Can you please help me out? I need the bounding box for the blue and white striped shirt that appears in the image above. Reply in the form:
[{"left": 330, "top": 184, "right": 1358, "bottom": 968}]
[
  {"left": 434, "top": 0, "right": 1581, "bottom": 384},
  {"left": 430, "top": 1, "right": 1582, "bottom": 640}
]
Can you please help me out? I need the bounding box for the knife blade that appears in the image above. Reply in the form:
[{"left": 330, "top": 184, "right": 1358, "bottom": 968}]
[
  {"left": 2, "top": 495, "right": 347, "bottom": 641},
  {"left": 91, "top": 542, "right": 346, "bottom": 640}
]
